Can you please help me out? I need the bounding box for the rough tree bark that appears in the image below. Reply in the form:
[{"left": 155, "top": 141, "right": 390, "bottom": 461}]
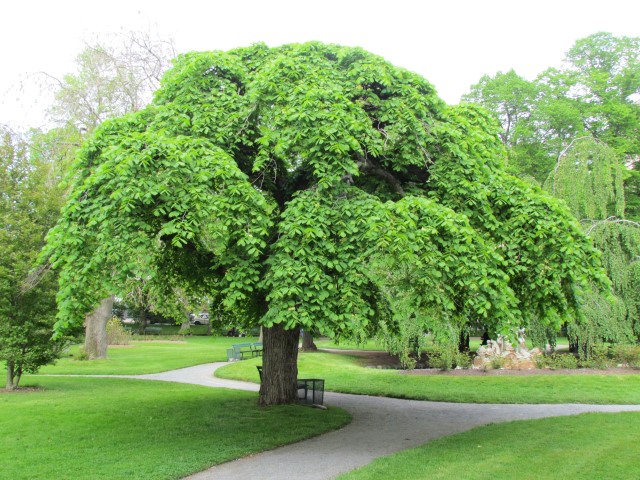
[
  {"left": 6, "top": 361, "right": 15, "bottom": 390},
  {"left": 84, "top": 296, "right": 114, "bottom": 359},
  {"left": 301, "top": 330, "right": 318, "bottom": 351},
  {"left": 259, "top": 324, "right": 300, "bottom": 406}
]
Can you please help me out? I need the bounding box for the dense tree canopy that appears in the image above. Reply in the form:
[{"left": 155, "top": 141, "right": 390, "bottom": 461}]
[
  {"left": 45, "top": 42, "right": 607, "bottom": 404},
  {"left": 0, "top": 127, "right": 67, "bottom": 388}
]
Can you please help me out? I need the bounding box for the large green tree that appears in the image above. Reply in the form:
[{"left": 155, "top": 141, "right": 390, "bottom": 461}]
[{"left": 45, "top": 43, "right": 606, "bottom": 405}]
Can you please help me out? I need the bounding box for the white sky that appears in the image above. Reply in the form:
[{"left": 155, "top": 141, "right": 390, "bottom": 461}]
[{"left": 1, "top": 0, "right": 638, "bottom": 130}]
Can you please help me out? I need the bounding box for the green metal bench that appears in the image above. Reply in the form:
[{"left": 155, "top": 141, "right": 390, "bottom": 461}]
[{"left": 226, "top": 342, "right": 263, "bottom": 361}]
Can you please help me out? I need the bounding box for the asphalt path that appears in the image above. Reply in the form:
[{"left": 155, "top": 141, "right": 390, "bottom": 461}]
[{"left": 117, "top": 363, "right": 640, "bottom": 480}]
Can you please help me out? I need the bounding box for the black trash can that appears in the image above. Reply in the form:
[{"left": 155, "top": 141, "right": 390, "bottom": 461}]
[{"left": 296, "top": 378, "right": 325, "bottom": 406}]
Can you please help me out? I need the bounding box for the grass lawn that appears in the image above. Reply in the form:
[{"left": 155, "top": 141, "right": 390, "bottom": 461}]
[
  {"left": 338, "top": 412, "right": 640, "bottom": 480},
  {"left": 38, "top": 336, "right": 252, "bottom": 375},
  {"left": 0, "top": 376, "right": 350, "bottom": 480},
  {"left": 217, "top": 351, "right": 640, "bottom": 404}
]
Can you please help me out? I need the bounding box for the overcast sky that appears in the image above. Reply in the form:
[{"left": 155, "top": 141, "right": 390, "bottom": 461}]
[{"left": 1, "top": 0, "right": 638, "bottom": 130}]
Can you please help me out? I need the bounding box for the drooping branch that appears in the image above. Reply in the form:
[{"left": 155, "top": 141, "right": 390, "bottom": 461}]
[
  {"left": 549, "top": 136, "right": 599, "bottom": 194},
  {"left": 583, "top": 216, "right": 640, "bottom": 236},
  {"left": 355, "top": 153, "right": 405, "bottom": 196}
]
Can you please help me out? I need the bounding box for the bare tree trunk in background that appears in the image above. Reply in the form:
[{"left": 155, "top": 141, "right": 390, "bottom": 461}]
[
  {"left": 179, "top": 316, "right": 191, "bottom": 335},
  {"left": 301, "top": 330, "right": 318, "bottom": 351},
  {"left": 458, "top": 330, "right": 470, "bottom": 352},
  {"left": 259, "top": 326, "right": 264, "bottom": 342},
  {"left": 259, "top": 324, "right": 300, "bottom": 406},
  {"left": 6, "top": 361, "right": 15, "bottom": 390},
  {"left": 84, "top": 296, "right": 113, "bottom": 359},
  {"left": 138, "top": 309, "right": 147, "bottom": 335}
]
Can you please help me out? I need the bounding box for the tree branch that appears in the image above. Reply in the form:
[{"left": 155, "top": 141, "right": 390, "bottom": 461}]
[
  {"left": 354, "top": 153, "right": 405, "bottom": 196},
  {"left": 582, "top": 216, "right": 640, "bottom": 235}
]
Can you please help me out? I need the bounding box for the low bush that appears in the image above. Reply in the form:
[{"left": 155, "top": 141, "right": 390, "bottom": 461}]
[
  {"left": 535, "top": 353, "right": 578, "bottom": 369},
  {"left": 579, "top": 345, "right": 612, "bottom": 369},
  {"left": 611, "top": 344, "right": 640, "bottom": 367},
  {"left": 106, "top": 317, "right": 132, "bottom": 345},
  {"left": 453, "top": 351, "right": 473, "bottom": 369},
  {"left": 489, "top": 356, "right": 506, "bottom": 370},
  {"left": 424, "top": 345, "right": 455, "bottom": 371}
]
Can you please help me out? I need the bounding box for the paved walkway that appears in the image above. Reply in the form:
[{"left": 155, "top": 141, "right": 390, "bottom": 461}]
[{"left": 118, "top": 363, "right": 640, "bottom": 480}]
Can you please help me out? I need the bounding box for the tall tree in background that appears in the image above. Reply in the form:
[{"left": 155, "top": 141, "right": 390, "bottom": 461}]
[
  {"left": 45, "top": 43, "right": 606, "bottom": 404},
  {"left": 544, "top": 137, "right": 626, "bottom": 221},
  {"left": 0, "top": 127, "right": 67, "bottom": 388},
  {"left": 464, "top": 32, "right": 640, "bottom": 210},
  {"left": 48, "top": 30, "right": 175, "bottom": 133},
  {"left": 462, "top": 70, "right": 552, "bottom": 181},
  {"left": 544, "top": 137, "right": 636, "bottom": 354},
  {"left": 45, "top": 30, "right": 176, "bottom": 358}
]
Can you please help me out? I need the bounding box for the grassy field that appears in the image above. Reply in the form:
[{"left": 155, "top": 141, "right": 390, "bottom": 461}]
[
  {"left": 338, "top": 412, "right": 640, "bottom": 480},
  {"left": 39, "top": 336, "right": 253, "bottom": 375},
  {"left": 0, "top": 376, "right": 350, "bottom": 480},
  {"left": 217, "top": 351, "right": 640, "bottom": 404}
]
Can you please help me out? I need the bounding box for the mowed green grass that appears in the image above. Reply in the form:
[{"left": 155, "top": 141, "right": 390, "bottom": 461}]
[
  {"left": 39, "top": 336, "right": 249, "bottom": 375},
  {"left": 217, "top": 352, "right": 640, "bottom": 404},
  {"left": 339, "top": 412, "right": 640, "bottom": 480},
  {"left": 0, "top": 376, "right": 351, "bottom": 480}
]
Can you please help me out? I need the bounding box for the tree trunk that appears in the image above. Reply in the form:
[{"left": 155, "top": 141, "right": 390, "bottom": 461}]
[
  {"left": 14, "top": 366, "right": 22, "bottom": 389},
  {"left": 6, "top": 361, "right": 15, "bottom": 390},
  {"left": 179, "top": 318, "right": 191, "bottom": 335},
  {"left": 458, "top": 330, "right": 470, "bottom": 352},
  {"left": 301, "top": 330, "right": 318, "bottom": 351},
  {"left": 84, "top": 296, "right": 113, "bottom": 359},
  {"left": 138, "top": 309, "right": 147, "bottom": 335},
  {"left": 259, "top": 324, "right": 300, "bottom": 406}
]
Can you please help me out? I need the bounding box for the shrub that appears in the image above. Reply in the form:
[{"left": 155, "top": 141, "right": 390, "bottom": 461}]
[
  {"left": 489, "top": 356, "right": 506, "bottom": 370},
  {"left": 579, "top": 344, "right": 612, "bottom": 369},
  {"left": 74, "top": 349, "right": 89, "bottom": 361},
  {"left": 537, "top": 353, "right": 578, "bottom": 369},
  {"left": 612, "top": 344, "right": 640, "bottom": 367},
  {"left": 425, "top": 344, "right": 455, "bottom": 371},
  {"left": 107, "top": 317, "right": 131, "bottom": 345},
  {"left": 454, "top": 351, "right": 473, "bottom": 369}
]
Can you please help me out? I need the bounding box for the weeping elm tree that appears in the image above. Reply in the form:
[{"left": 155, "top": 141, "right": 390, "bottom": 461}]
[{"left": 45, "top": 43, "right": 607, "bottom": 405}]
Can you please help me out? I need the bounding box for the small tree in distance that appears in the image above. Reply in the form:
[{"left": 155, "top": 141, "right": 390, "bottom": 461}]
[
  {"left": 45, "top": 43, "right": 607, "bottom": 405},
  {"left": 0, "top": 127, "right": 67, "bottom": 389}
]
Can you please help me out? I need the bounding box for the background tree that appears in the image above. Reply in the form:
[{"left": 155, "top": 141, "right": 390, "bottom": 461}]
[
  {"left": 464, "top": 32, "right": 640, "bottom": 215},
  {"left": 47, "top": 30, "right": 176, "bottom": 134},
  {"left": 0, "top": 127, "right": 67, "bottom": 389},
  {"left": 544, "top": 137, "right": 626, "bottom": 220},
  {"left": 43, "top": 30, "right": 176, "bottom": 358},
  {"left": 45, "top": 43, "right": 606, "bottom": 405}
]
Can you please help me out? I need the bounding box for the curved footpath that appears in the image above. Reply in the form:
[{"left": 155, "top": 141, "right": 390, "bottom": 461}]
[{"left": 116, "top": 363, "right": 640, "bottom": 480}]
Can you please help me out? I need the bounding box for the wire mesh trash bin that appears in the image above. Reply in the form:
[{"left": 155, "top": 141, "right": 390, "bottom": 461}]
[{"left": 297, "top": 378, "right": 324, "bottom": 406}]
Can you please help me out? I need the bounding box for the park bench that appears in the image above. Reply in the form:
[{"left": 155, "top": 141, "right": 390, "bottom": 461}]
[
  {"left": 256, "top": 366, "right": 325, "bottom": 406},
  {"left": 226, "top": 342, "right": 263, "bottom": 361}
]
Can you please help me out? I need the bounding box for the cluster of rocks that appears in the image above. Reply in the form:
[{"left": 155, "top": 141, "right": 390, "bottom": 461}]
[{"left": 473, "top": 329, "right": 542, "bottom": 370}]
